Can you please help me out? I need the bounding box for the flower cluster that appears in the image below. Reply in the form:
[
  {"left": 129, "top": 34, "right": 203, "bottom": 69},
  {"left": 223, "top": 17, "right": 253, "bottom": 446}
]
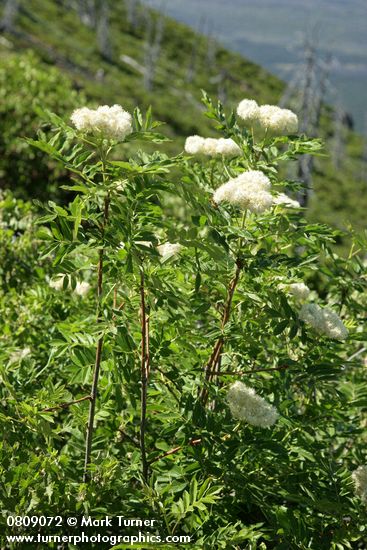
[
  {"left": 299, "top": 303, "right": 349, "bottom": 340},
  {"left": 9, "top": 347, "right": 31, "bottom": 364},
  {"left": 75, "top": 281, "right": 91, "bottom": 296},
  {"left": 288, "top": 282, "right": 311, "bottom": 301},
  {"left": 185, "top": 136, "right": 241, "bottom": 157},
  {"left": 273, "top": 193, "right": 301, "bottom": 209},
  {"left": 49, "top": 276, "right": 91, "bottom": 297},
  {"left": 157, "top": 242, "right": 182, "bottom": 259},
  {"left": 237, "top": 99, "right": 298, "bottom": 136},
  {"left": 71, "top": 104, "right": 133, "bottom": 140},
  {"left": 352, "top": 466, "right": 367, "bottom": 503},
  {"left": 227, "top": 381, "right": 279, "bottom": 428},
  {"left": 213, "top": 170, "right": 273, "bottom": 213}
]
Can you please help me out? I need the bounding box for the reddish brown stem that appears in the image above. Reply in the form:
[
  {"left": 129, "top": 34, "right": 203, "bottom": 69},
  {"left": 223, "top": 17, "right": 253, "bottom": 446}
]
[
  {"left": 149, "top": 438, "right": 202, "bottom": 465},
  {"left": 200, "top": 260, "right": 242, "bottom": 405},
  {"left": 118, "top": 428, "right": 140, "bottom": 448},
  {"left": 206, "top": 365, "right": 289, "bottom": 376},
  {"left": 83, "top": 194, "right": 110, "bottom": 483},
  {"left": 140, "top": 266, "right": 150, "bottom": 481},
  {"left": 42, "top": 395, "right": 91, "bottom": 413}
]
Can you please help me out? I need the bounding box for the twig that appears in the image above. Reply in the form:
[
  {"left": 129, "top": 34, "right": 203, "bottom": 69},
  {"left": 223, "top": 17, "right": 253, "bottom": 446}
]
[
  {"left": 154, "top": 365, "right": 180, "bottom": 403},
  {"left": 149, "top": 438, "right": 202, "bottom": 465},
  {"left": 113, "top": 285, "right": 118, "bottom": 309},
  {"left": 118, "top": 428, "right": 140, "bottom": 448},
  {"left": 200, "top": 259, "right": 242, "bottom": 405},
  {"left": 42, "top": 395, "right": 91, "bottom": 413},
  {"left": 206, "top": 365, "right": 290, "bottom": 376},
  {"left": 139, "top": 266, "right": 150, "bottom": 481},
  {"left": 346, "top": 347, "right": 366, "bottom": 363},
  {"left": 83, "top": 193, "right": 110, "bottom": 483}
]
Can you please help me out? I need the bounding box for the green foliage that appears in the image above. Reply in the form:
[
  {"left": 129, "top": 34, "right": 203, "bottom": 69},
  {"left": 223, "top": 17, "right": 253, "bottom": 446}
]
[
  {"left": 0, "top": 51, "right": 84, "bottom": 199},
  {"left": 1, "top": 0, "right": 366, "bottom": 235},
  {"left": 1, "top": 95, "right": 367, "bottom": 549}
]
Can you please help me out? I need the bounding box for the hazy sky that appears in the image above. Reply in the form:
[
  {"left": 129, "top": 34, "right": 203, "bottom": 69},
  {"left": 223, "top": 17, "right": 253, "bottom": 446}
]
[{"left": 144, "top": 0, "right": 367, "bottom": 132}]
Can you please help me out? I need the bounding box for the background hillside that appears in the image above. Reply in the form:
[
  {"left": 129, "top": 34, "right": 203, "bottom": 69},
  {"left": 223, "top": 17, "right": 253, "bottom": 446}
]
[
  {"left": 144, "top": 0, "right": 367, "bottom": 134},
  {"left": 0, "top": 0, "right": 366, "bottom": 235}
]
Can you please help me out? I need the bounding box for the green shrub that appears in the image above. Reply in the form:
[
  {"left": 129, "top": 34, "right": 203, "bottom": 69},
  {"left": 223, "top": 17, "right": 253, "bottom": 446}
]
[
  {"left": 0, "top": 51, "right": 83, "bottom": 199},
  {"left": 1, "top": 95, "right": 366, "bottom": 549}
]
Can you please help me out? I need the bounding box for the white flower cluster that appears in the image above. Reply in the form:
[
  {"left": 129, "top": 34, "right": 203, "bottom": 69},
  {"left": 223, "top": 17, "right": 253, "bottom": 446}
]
[
  {"left": 299, "top": 303, "right": 349, "bottom": 340},
  {"left": 49, "top": 276, "right": 91, "bottom": 297},
  {"left": 236, "top": 99, "right": 260, "bottom": 125},
  {"left": 288, "top": 282, "right": 311, "bottom": 301},
  {"left": 70, "top": 104, "right": 133, "bottom": 140},
  {"left": 352, "top": 465, "right": 367, "bottom": 503},
  {"left": 213, "top": 170, "right": 273, "bottom": 213},
  {"left": 9, "top": 347, "right": 31, "bottom": 363},
  {"left": 227, "top": 381, "right": 279, "bottom": 428},
  {"left": 185, "top": 136, "right": 241, "bottom": 157},
  {"left": 237, "top": 99, "right": 298, "bottom": 136},
  {"left": 75, "top": 281, "right": 91, "bottom": 296},
  {"left": 157, "top": 242, "right": 182, "bottom": 259},
  {"left": 273, "top": 193, "right": 301, "bottom": 209}
]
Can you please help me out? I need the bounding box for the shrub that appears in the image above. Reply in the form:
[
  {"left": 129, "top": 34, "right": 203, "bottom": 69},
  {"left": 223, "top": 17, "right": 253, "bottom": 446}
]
[
  {"left": 1, "top": 93, "right": 367, "bottom": 549},
  {"left": 0, "top": 51, "right": 84, "bottom": 199}
]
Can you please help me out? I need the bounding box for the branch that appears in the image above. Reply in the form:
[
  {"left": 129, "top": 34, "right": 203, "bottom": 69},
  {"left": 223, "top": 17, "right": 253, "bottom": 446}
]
[
  {"left": 200, "top": 259, "right": 242, "bottom": 405},
  {"left": 42, "top": 395, "right": 91, "bottom": 412},
  {"left": 346, "top": 347, "right": 366, "bottom": 363},
  {"left": 118, "top": 428, "right": 140, "bottom": 448},
  {"left": 139, "top": 266, "right": 150, "bottom": 481},
  {"left": 206, "top": 365, "right": 290, "bottom": 376},
  {"left": 148, "top": 438, "right": 202, "bottom": 465},
  {"left": 83, "top": 193, "right": 110, "bottom": 483}
]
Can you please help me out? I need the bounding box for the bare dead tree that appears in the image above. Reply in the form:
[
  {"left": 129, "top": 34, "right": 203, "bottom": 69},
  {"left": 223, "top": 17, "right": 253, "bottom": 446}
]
[
  {"left": 279, "top": 69, "right": 303, "bottom": 109},
  {"left": 280, "top": 39, "right": 336, "bottom": 207},
  {"left": 143, "top": 11, "right": 164, "bottom": 91},
  {"left": 0, "top": 0, "right": 20, "bottom": 32},
  {"left": 126, "top": 0, "right": 140, "bottom": 31},
  {"left": 331, "top": 103, "right": 347, "bottom": 169},
  {"left": 360, "top": 114, "right": 367, "bottom": 181},
  {"left": 205, "top": 23, "right": 217, "bottom": 70},
  {"left": 96, "top": 0, "right": 112, "bottom": 60},
  {"left": 66, "top": 0, "right": 97, "bottom": 29},
  {"left": 298, "top": 53, "right": 332, "bottom": 206},
  {"left": 186, "top": 17, "right": 206, "bottom": 84}
]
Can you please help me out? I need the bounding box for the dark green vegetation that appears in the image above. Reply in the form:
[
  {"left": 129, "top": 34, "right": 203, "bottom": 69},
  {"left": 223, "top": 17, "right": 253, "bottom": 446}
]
[{"left": 0, "top": 0, "right": 366, "bottom": 234}]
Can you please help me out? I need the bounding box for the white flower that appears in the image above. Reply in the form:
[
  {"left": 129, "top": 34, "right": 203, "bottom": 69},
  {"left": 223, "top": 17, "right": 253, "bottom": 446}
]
[
  {"left": 352, "top": 466, "right": 367, "bottom": 503},
  {"left": 288, "top": 283, "right": 311, "bottom": 301},
  {"left": 201, "top": 137, "right": 219, "bottom": 156},
  {"left": 49, "top": 275, "right": 66, "bottom": 291},
  {"left": 213, "top": 170, "right": 273, "bottom": 213},
  {"left": 74, "top": 281, "right": 91, "bottom": 296},
  {"left": 185, "top": 136, "right": 241, "bottom": 157},
  {"left": 227, "top": 381, "right": 279, "bottom": 428},
  {"left": 299, "top": 303, "right": 349, "bottom": 340},
  {"left": 185, "top": 135, "right": 206, "bottom": 155},
  {"left": 273, "top": 193, "right": 301, "bottom": 208},
  {"left": 115, "top": 180, "right": 126, "bottom": 192},
  {"left": 215, "top": 138, "right": 242, "bottom": 157},
  {"left": 71, "top": 104, "right": 133, "bottom": 140},
  {"left": 237, "top": 99, "right": 260, "bottom": 125},
  {"left": 9, "top": 347, "right": 31, "bottom": 363},
  {"left": 49, "top": 276, "right": 90, "bottom": 297},
  {"left": 157, "top": 242, "right": 182, "bottom": 259},
  {"left": 258, "top": 105, "right": 298, "bottom": 136}
]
